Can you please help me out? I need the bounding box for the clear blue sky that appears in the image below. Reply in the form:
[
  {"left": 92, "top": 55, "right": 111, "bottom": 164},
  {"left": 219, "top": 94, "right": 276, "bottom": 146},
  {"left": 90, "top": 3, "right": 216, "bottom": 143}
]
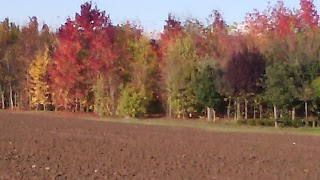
[{"left": 1, "top": 0, "right": 320, "bottom": 32}]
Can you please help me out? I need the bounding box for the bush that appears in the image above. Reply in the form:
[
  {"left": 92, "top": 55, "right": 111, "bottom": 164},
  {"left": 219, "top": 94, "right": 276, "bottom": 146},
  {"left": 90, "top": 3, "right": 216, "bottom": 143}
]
[
  {"left": 240, "top": 118, "right": 274, "bottom": 127},
  {"left": 247, "top": 119, "right": 256, "bottom": 126},
  {"left": 278, "top": 114, "right": 304, "bottom": 127},
  {"left": 281, "top": 115, "right": 292, "bottom": 127},
  {"left": 291, "top": 120, "right": 304, "bottom": 128},
  {"left": 257, "top": 119, "right": 265, "bottom": 126},
  {"left": 262, "top": 119, "right": 273, "bottom": 126},
  {"left": 237, "top": 120, "right": 246, "bottom": 125},
  {"left": 240, "top": 118, "right": 302, "bottom": 127},
  {"left": 118, "top": 87, "right": 148, "bottom": 118}
]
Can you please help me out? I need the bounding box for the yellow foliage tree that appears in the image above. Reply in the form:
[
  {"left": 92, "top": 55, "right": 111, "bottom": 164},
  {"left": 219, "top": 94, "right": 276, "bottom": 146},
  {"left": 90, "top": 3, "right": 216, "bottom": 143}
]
[{"left": 28, "top": 46, "right": 50, "bottom": 110}]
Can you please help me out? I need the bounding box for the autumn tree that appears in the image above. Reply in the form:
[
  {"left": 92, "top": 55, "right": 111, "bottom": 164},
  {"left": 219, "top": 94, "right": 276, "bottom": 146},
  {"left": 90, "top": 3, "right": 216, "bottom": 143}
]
[
  {"left": 17, "top": 17, "right": 53, "bottom": 110},
  {"left": 28, "top": 46, "right": 50, "bottom": 110},
  {"left": 50, "top": 2, "right": 113, "bottom": 112},
  {"left": 113, "top": 23, "right": 157, "bottom": 117},
  {"left": 204, "top": 10, "right": 231, "bottom": 64},
  {"left": 0, "top": 18, "right": 21, "bottom": 110},
  {"left": 160, "top": 14, "right": 183, "bottom": 61},
  {"left": 299, "top": 0, "right": 319, "bottom": 30}
]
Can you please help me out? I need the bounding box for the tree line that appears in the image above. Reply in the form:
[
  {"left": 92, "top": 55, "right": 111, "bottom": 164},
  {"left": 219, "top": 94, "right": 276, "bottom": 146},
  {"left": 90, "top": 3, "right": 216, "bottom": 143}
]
[{"left": 1, "top": 1, "right": 320, "bottom": 125}]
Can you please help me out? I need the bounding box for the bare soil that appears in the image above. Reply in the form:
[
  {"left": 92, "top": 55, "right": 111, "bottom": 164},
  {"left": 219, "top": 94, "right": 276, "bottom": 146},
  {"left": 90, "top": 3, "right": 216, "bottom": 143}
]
[{"left": 0, "top": 111, "right": 320, "bottom": 179}]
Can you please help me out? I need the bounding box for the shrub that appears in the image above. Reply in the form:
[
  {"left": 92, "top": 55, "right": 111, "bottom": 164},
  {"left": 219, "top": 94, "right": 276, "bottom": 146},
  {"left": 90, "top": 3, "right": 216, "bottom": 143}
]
[
  {"left": 241, "top": 119, "right": 274, "bottom": 127},
  {"left": 279, "top": 113, "right": 292, "bottom": 127},
  {"left": 247, "top": 119, "right": 256, "bottom": 126},
  {"left": 291, "top": 119, "right": 304, "bottom": 128},
  {"left": 283, "top": 119, "right": 292, "bottom": 127},
  {"left": 262, "top": 119, "right": 273, "bottom": 126},
  {"left": 237, "top": 120, "right": 246, "bottom": 125},
  {"left": 240, "top": 118, "right": 304, "bottom": 127},
  {"left": 257, "top": 119, "right": 265, "bottom": 126},
  {"left": 118, "top": 87, "right": 148, "bottom": 118}
]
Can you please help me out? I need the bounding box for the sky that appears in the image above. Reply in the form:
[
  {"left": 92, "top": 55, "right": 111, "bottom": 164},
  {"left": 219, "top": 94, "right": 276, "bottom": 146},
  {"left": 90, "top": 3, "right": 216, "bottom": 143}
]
[{"left": 1, "top": 0, "right": 320, "bottom": 33}]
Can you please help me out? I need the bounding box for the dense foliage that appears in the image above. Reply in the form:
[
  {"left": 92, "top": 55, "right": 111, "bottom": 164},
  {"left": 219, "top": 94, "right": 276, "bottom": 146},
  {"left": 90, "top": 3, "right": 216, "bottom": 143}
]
[{"left": 2, "top": 1, "right": 320, "bottom": 125}]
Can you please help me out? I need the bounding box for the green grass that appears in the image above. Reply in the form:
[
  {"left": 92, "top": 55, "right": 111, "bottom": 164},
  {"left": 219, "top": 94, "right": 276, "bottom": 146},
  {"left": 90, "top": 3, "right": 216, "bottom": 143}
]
[
  {"left": 7, "top": 110, "right": 320, "bottom": 136},
  {"left": 296, "top": 127, "right": 320, "bottom": 133},
  {"left": 83, "top": 116, "right": 320, "bottom": 136}
]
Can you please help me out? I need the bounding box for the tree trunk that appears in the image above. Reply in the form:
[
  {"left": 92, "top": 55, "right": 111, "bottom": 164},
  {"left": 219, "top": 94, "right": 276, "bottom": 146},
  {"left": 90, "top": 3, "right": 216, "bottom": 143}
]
[
  {"left": 64, "top": 99, "right": 67, "bottom": 111},
  {"left": 14, "top": 92, "right": 17, "bottom": 109},
  {"left": 79, "top": 99, "right": 83, "bottom": 113},
  {"left": 237, "top": 98, "right": 240, "bottom": 120},
  {"left": 110, "top": 81, "right": 116, "bottom": 115},
  {"left": 274, "top": 106, "right": 277, "bottom": 128},
  {"left": 244, "top": 99, "right": 248, "bottom": 120},
  {"left": 305, "top": 101, "right": 308, "bottom": 120},
  {"left": 227, "top": 96, "right": 231, "bottom": 119},
  {"left": 212, "top": 108, "right": 216, "bottom": 123},
  {"left": 75, "top": 98, "right": 78, "bottom": 112},
  {"left": 169, "top": 96, "right": 172, "bottom": 118},
  {"left": 207, "top": 107, "right": 211, "bottom": 122},
  {"left": 253, "top": 104, "right": 256, "bottom": 119},
  {"left": 16, "top": 92, "right": 20, "bottom": 109},
  {"left": 27, "top": 72, "right": 31, "bottom": 110},
  {"left": 312, "top": 120, "right": 315, "bottom": 128},
  {"left": 177, "top": 98, "right": 181, "bottom": 119},
  {"left": 29, "top": 93, "right": 32, "bottom": 110},
  {"left": 259, "top": 105, "right": 262, "bottom": 119},
  {"left": 9, "top": 83, "right": 13, "bottom": 110},
  {"left": 1, "top": 91, "right": 4, "bottom": 110},
  {"left": 234, "top": 100, "right": 237, "bottom": 121},
  {"left": 292, "top": 107, "right": 295, "bottom": 120},
  {"left": 85, "top": 99, "right": 89, "bottom": 113}
]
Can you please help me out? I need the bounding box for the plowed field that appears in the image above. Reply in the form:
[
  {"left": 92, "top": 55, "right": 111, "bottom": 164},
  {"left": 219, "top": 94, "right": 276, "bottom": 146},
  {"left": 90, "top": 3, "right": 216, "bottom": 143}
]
[{"left": 1, "top": 111, "right": 320, "bottom": 179}]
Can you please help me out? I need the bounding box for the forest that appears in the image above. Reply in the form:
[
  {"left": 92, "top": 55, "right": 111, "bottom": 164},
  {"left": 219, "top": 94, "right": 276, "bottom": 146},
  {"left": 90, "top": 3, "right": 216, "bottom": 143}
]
[{"left": 1, "top": 1, "right": 320, "bottom": 126}]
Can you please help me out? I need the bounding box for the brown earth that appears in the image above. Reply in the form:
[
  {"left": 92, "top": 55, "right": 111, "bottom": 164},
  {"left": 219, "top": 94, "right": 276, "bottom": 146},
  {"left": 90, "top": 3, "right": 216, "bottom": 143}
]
[{"left": 0, "top": 111, "right": 320, "bottom": 180}]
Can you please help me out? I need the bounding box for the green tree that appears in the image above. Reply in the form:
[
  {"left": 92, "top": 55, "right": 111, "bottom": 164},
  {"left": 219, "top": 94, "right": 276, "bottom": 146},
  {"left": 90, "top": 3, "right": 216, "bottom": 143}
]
[
  {"left": 264, "top": 62, "right": 295, "bottom": 127},
  {"left": 193, "top": 63, "right": 221, "bottom": 121},
  {"left": 164, "top": 35, "right": 198, "bottom": 118},
  {"left": 118, "top": 86, "right": 147, "bottom": 118}
]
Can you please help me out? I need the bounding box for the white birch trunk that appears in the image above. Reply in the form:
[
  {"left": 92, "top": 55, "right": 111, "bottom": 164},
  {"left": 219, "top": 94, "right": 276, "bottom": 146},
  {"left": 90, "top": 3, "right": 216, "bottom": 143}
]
[
  {"left": 9, "top": 83, "right": 13, "bottom": 110},
  {"left": 212, "top": 108, "right": 216, "bottom": 123},
  {"left": 227, "top": 96, "right": 231, "bottom": 119},
  {"left": 274, "top": 106, "right": 277, "bottom": 128},
  {"left": 305, "top": 101, "right": 308, "bottom": 120},
  {"left": 292, "top": 107, "right": 295, "bottom": 120},
  {"left": 244, "top": 99, "right": 248, "bottom": 120},
  {"left": 207, "top": 107, "right": 211, "bottom": 122},
  {"left": 1, "top": 91, "right": 4, "bottom": 109}
]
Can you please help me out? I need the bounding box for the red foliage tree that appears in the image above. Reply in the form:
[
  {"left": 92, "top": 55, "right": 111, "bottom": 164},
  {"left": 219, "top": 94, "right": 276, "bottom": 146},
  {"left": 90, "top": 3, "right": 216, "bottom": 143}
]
[
  {"left": 49, "top": 20, "right": 80, "bottom": 110},
  {"left": 299, "top": 0, "right": 319, "bottom": 29},
  {"left": 49, "top": 2, "right": 114, "bottom": 111},
  {"left": 205, "top": 10, "right": 232, "bottom": 65},
  {"left": 159, "top": 14, "right": 183, "bottom": 66}
]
